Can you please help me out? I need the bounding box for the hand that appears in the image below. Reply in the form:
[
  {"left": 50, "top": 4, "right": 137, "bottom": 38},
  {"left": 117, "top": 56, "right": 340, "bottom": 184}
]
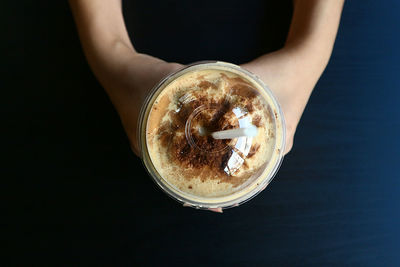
[
  {"left": 103, "top": 53, "right": 183, "bottom": 155},
  {"left": 105, "top": 50, "right": 322, "bottom": 214},
  {"left": 241, "top": 47, "right": 326, "bottom": 155}
]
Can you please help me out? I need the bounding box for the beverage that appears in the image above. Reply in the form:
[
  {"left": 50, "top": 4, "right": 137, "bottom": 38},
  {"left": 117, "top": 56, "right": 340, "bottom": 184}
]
[{"left": 138, "top": 62, "right": 285, "bottom": 210}]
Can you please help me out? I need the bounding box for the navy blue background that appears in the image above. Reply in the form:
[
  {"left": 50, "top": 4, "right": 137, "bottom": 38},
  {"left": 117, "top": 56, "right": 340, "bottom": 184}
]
[{"left": 3, "top": 0, "right": 400, "bottom": 265}]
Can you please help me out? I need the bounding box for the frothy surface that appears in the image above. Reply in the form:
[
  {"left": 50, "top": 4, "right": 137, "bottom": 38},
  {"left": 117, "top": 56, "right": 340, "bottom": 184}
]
[{"left": 146, "top": 68, "right": 277, "bottom": 198}]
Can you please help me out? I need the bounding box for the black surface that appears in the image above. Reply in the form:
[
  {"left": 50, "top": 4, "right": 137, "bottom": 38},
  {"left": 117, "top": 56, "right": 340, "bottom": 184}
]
[{"left": 3, "top": 0, "right": 400, "bottom": 265}]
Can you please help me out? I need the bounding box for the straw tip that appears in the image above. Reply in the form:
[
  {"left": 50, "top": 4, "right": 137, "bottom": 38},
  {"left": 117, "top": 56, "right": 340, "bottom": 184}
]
[
  {"left": 244, "top": 125, "right": 258, "bottom": 137},
  {"left": 211, "top": 125, "right": 258, "bottom": 139}
]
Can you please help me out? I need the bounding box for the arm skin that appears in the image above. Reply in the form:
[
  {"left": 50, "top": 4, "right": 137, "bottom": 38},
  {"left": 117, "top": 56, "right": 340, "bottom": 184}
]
[
  {"left": 69, "top": 0, "right": 182, "bottom": 155},
  {"left": 69, "top": 0, "right": 344, "bottom": 156},
  {"left": 242, "top": 0, "right": 345, "bottom": 153}
]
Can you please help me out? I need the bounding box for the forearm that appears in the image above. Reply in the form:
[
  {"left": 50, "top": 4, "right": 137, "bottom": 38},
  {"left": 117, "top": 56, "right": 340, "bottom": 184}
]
[
  {"left": 285, "top": 0, "right": 345, "bottom": 74},
  {"left": 69, "top": 0, "right": 136, "bottom": 91},
  {"left": 69, "top": 0, "right": 145, "bottom": 152},
  {"left": 250, "top": 0, "right": 344, "bottom": 79},
  {"left": 70, "top": 0, "right": 182, "bottom": 154},
  {"left": 241, "top": 1, "right": 344, "bottom": 151},
  {"left": 283, "top": 0, "right": 344, "bottom": 118},
  {"left": 69, "top": 0, "right": 176, "bottom": 104}
]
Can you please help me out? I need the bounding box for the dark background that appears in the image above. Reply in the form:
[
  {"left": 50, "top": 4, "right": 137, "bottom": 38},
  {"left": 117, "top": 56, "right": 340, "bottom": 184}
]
[{"left": 3, "top": 0, "right": 400, "bottom": 265}]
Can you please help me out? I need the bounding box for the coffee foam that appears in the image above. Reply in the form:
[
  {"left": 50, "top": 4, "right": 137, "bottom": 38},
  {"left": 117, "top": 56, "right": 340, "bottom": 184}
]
[{"left": 145, "top": 68, "right": 279, "bottom": 200}]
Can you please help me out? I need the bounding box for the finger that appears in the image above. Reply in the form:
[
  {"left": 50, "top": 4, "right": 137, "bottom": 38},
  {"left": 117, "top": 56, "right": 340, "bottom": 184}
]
[
  {"left": 260, "top": 184, "right": 268, "bottom": 191},
  {"left": 208, "top": 207, "right": 223, "bottom": 213},
  {"left": 284, "top": 137, "right": 293, "bottom": 155}
]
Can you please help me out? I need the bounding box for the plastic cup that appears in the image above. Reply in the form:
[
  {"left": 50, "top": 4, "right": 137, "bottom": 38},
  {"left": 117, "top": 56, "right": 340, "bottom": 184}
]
[{"left": 138, "top": 61, "right": 285, "bottom": 210}]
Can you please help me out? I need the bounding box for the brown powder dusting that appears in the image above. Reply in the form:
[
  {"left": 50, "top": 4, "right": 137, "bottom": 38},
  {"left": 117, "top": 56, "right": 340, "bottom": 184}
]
[
  {"left": 220, "top": 73, "right": 252, "bottom": 85},
  {"left": 242, "top": 161, "right": 249, "bottom": 169},
  {"left": 252, "top": 115, "right": 263, "bottom": 127},
  {"left": 161, "top": 96, "right": 237, "bottom": 177},
  {"left": 218, "top": 110, "right": 239, "bottom": 130},
  {"left": 158, "top": 124, "right": 173, "bottom": 148},
  {"left": 198, "top": 80, "right": 217, "bottom": 90},
  {"left": 229, "top": 83, "right": 259, "bottom": 99},
  {"left": 245, "top": 103, "right": 254, "bottom": 112},
  {"left": 247, "top": 144, "right": 260, "bottom": 158},
  {"left": 150, "top": 70, "right": 270, "bottom": 188}
]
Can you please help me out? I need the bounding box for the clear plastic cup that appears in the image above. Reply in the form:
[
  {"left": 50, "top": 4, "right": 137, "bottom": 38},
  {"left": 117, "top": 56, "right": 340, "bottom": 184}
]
[{"left": 138, "top": 61, "right": 285, "bottom": 210}]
